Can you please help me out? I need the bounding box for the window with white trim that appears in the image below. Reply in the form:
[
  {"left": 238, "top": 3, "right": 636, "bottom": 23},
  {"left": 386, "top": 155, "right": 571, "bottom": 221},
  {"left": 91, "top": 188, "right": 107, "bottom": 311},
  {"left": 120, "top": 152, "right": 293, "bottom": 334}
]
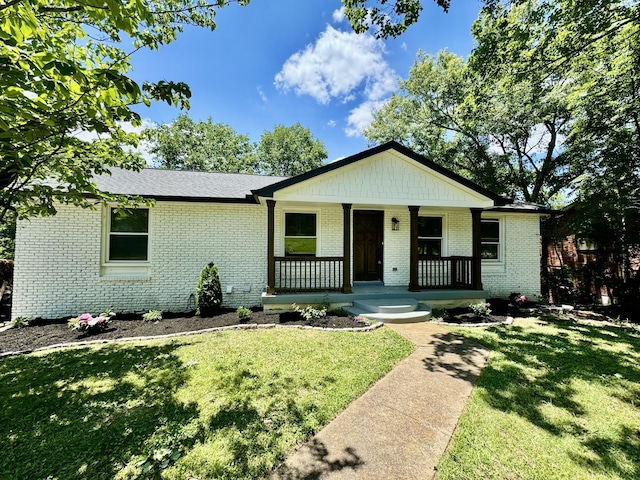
[
  {"left": 108, "top": 208, "right": 149, "bottom": 261},
  {"left": 418, "top": 217, "right": 442, "bottom": 256},
  {"left": 480, "top": 219, "right": 500, "bottom": 260},
  {"left": 284, "top": 212, "right": 316, "bottom": 256}
]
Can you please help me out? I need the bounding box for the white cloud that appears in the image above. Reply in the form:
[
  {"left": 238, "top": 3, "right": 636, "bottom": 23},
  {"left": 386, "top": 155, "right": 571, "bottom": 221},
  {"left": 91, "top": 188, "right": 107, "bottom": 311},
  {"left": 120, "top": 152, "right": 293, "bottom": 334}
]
[
  {"left": 332, "top": 7, "right": 345, "bottom": 23},
  {"left": 257, "top": 86, "right": 268, "bottom": 102},
  {"left": 275, "top": 25, "right": 398, "bottom": 136},
  {"left": 275, "top": 25, "right": 396, "bottom": 105},
  {"left": 327, "top": 119, "right": 336, "bottom": 127},
  {"left": 345, "top": 98, "right": 387, "bottom": 137},
  {"left": 401, "top": 41, "right": 407, "bottom": 51}
]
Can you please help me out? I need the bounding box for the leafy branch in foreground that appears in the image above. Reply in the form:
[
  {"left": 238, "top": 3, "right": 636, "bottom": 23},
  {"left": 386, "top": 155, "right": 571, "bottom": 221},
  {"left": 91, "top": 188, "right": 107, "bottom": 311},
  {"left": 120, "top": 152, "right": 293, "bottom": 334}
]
[{"left": 0, "top": 0, "right": 250, "bottom": 223}]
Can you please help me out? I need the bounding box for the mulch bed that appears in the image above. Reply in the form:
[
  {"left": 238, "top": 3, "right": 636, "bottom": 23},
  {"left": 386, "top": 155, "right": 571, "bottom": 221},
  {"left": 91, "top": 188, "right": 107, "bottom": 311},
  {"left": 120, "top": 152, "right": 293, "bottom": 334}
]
[{"left": 0, "top": 309, "right": 369, "bottom": 354}]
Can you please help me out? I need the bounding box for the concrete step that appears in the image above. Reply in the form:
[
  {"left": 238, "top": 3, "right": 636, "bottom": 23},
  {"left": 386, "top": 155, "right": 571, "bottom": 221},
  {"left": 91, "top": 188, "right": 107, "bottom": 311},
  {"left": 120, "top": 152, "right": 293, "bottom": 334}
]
[
  {"left": 353, "top": 297, "right": 418, "bottom": 314},
  {"left": 345, "top": 303, "right": 432, "bottom": 324}
]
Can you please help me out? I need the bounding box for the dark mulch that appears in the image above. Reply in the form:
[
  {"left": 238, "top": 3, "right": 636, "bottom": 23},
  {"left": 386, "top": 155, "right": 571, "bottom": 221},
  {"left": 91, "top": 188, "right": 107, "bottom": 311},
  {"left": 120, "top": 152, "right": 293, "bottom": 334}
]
[
  {"left": 432, "top": 301, "right": 511, "bottom": 325},
  {"left": 434, "top": 312, "right": 510, "bottom": 325},
  {"left": 0, "top": 308, "right": 368, "bottom": 354}
]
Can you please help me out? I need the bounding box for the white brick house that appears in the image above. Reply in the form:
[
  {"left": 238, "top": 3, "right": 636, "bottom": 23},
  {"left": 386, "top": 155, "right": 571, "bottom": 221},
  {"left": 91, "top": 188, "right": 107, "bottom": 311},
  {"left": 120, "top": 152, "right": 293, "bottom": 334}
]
[{"left": 12, "top": 142, "right": 549, "bottom": 319}]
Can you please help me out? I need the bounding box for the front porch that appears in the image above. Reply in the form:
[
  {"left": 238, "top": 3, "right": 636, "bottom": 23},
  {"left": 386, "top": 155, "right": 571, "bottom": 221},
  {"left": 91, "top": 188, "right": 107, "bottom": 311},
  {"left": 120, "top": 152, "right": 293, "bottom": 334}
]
[
  {"left": 264, "top": 201, "right": 485, "bottom": 296},
  {"left": 262, "top": 282, "right": 489, "bottom": 313}
]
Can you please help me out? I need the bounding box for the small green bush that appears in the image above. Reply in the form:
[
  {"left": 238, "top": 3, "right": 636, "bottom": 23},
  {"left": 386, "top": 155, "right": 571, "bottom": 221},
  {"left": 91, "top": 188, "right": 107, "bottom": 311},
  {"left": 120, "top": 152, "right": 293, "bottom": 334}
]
[
  {"left": 11, "top": 316, "right": 31, "bottom": 328},
  {"left": 142, "top": 310, "right": 163, "bottom": 322},
  {"left": 196, "top": 262, "right": 223, "bottom": 316},
  {"left": 237, "top": 306, "right": 252, "bottom": 321},
  {"left": 293, "top": 303, "right": 327, "bottom": 321},
  {"left": 469, "top": 301, "right": 492, "bottom": 316}
]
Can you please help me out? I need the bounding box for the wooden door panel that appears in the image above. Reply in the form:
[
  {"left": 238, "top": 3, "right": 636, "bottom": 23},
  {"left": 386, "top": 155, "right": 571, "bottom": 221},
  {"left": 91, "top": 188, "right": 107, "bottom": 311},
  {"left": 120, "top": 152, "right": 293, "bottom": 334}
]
[{"left": 353, "top": 211, "right": 383, "bottom": 281}]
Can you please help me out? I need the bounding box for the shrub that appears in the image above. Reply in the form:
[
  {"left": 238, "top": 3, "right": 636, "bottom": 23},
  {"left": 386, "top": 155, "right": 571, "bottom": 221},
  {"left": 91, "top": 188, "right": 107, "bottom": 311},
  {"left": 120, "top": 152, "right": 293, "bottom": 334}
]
[
  {"left": 68, "top": 309, "right": 115, "bottom": 334},
  {"left": 142, "top": 310, "right": 163, "bottom": 322},
  {"left": 237, "top": 306, "right": 252, "bottom": 321},
  {"left": 431, "top": 307, "right": 449, "bottom": 322},
  {"left": 292, "top": 303, "right": 327, "bottom": 321},
  {"left": 469, "top": 302, "right": 492, "bottom": 317},
  {"left": 11, "top": 316, "right": 31, "bottom": 328},
  {"left": 196, "top": 262, "right": 222, "bottom": 316}
]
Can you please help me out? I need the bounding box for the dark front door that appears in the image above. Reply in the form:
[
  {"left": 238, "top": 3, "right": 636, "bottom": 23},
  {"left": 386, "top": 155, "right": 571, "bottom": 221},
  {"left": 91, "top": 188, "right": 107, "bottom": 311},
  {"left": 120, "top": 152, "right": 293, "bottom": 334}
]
[{"left": 354, "top": 211, "right": 383, "bottom": 281}]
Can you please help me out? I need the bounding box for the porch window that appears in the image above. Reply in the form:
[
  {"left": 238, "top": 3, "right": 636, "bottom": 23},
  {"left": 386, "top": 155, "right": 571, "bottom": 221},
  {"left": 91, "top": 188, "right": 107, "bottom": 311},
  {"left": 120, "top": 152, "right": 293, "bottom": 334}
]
[
  {"left": 284, "top": 212, "right": 316, "bottom": 256},
  {"left": 108, "top": 208, "right": 149, "bottom": 261},
  {"left": 418, "top": 217, "right": 442, "bottom": 256},
  {"left": 481, "top": 219, "right": 500, "bottom": 260}
]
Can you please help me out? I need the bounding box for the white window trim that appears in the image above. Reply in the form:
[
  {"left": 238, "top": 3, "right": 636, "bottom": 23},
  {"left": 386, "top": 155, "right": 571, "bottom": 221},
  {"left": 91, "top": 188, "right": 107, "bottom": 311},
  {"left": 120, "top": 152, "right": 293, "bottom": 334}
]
[
  {"left": 281, "top": 209, "right": 321, "bottom": 257},
  {"left": 418, "top": 214, "right": 448, "bottom": 257},
  {"left": 481, "top": 216, "right": 505, "bottom": 272},
  {"left": 101, "top": 206, "right": 151, "bottom": 279}
]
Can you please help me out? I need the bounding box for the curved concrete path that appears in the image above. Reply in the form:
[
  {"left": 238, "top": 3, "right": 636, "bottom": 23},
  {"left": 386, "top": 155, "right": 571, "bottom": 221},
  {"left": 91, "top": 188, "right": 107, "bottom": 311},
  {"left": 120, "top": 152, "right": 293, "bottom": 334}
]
[{"left": 270, "top": 322, "right": 490, "bottom": 480}]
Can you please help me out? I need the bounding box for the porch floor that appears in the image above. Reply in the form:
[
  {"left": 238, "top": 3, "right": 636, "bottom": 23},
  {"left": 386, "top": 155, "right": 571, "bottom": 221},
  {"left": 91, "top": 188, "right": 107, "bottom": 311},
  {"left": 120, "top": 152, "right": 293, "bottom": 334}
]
[{"left": 262, "top": 281, "right": 489, "bottom": 313}]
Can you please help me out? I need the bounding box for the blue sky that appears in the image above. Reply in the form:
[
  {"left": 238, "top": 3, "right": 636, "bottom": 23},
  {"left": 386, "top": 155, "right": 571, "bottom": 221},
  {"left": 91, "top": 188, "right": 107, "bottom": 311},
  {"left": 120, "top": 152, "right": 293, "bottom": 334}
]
[{"left": 130, "top": 0, "right": 483, "bottom": 162}]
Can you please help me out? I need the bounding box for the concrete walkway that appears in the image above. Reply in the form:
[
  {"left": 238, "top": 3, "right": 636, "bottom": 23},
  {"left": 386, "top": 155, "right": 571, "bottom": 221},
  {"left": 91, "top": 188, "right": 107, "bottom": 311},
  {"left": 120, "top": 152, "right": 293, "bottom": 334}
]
[{"left": 270, "top": 322, "right": 490, "bottom": 480}]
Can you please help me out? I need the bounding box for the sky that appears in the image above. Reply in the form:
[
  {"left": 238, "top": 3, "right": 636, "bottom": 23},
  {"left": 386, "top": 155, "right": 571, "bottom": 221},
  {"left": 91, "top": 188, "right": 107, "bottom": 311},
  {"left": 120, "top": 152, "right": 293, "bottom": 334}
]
[{"left": 129, "top": 0, "right": 483, "bottom": 163}]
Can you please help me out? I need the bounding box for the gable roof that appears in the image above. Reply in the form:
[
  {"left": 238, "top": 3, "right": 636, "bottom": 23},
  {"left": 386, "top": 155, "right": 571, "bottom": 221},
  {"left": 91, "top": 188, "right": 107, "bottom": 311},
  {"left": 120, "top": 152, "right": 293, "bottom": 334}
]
[
  {"left": 252, "top": 141, "right": 510, "bottom": 205},
  {"left": 90, "top": 142, "right": 551, "bottom": 213},
  {"left": 93, "top": 168, "right": 288, "bottom": 203}
]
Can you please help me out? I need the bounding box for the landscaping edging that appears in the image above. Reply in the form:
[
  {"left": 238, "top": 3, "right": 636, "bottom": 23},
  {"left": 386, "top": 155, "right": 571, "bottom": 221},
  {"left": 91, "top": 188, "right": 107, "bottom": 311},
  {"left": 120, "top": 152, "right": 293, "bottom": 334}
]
[
  {"left": 433, "top": 316, "right": 514, "bottom": 327},
  {"left": 0, "top": 321, "right": 384, "bottom": 358}
]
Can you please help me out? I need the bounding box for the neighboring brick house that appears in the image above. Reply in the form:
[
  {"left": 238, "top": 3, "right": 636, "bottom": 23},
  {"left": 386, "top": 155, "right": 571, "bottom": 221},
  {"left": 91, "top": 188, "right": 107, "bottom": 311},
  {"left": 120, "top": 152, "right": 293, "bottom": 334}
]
[
  {"left": 12, "top": 142, "right": 549, "bottom": 319},
  {"left": 542, "top": 205, "right": 640, "bottom": 305}
]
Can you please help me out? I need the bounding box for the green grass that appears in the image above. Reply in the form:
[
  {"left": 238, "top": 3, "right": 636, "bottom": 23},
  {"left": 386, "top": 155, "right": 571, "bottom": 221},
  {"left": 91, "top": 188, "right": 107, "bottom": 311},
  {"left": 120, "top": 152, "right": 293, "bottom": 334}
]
[
  {"left": 0, "top": 328, "right": 413, "bottom": 480},
  {"left": 438, "top": 315, "right": 640, "bottom": 480}
]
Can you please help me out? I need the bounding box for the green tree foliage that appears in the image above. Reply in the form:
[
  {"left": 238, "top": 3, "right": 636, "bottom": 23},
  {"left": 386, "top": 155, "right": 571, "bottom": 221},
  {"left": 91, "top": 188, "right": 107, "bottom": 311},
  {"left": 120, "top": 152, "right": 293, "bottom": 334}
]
[
  {"left": 144, "top": 114, "right": 257, "bottom": 172},
  {"left": 0, "top": 0, "right": 249, "bottom": 223},
  {"left": 256, "top": 123, "right": 327, "bottom": 176},
  {"left": 365, "top": 49, "right": 580, "bottom": 204},
  {"left": 471, "top": 1, "right": 640, "bottom": 304},
  {"left": 196, "top": 262, "right": 223, "bottom": 316},
  {"left": 0, "top": 210, "right": 15, "bottom": 260}
]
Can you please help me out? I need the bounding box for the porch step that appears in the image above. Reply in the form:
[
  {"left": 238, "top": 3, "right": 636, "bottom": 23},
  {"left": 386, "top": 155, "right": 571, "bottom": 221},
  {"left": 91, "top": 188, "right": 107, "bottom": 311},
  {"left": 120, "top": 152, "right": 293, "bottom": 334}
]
[
  {"left": 346, "top": 298, "right": 432, "bottom": 323},
  {"left": 354, "top": 298, "right": 418, "bottom": 314}
]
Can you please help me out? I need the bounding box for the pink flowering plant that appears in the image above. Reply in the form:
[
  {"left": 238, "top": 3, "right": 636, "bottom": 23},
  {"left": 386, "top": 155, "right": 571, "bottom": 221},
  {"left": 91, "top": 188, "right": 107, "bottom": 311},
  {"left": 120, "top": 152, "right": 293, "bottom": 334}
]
[
  {"left": 68, "top": 309, "right": 115, "bottom": 334},
  {"left": 515, "top": 295, "right": 528, "bottom": 306}
]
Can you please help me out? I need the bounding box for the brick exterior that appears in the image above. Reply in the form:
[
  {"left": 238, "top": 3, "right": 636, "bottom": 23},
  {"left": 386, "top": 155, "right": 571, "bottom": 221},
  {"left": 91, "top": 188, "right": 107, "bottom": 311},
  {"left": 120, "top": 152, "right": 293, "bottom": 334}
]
[
  {"left": 13, "top": 202, "right": 267, "bottom": 319},
  {"left": 482, "top": 213, "right": 541, "bottom": 299},
  {"left": 14, "top": 202, "right": 541, "bottom": 319}
]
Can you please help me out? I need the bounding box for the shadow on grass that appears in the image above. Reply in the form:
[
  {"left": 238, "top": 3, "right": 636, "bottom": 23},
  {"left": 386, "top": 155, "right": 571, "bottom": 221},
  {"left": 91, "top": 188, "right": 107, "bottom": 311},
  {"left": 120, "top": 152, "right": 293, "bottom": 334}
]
[
  {"left": 199, "top": 363, "right": 349, "bottom": 479},
  {"left": 445, "top": 316, "right": 640, "bottom": 479},
  {"left": 0, "top": 342, "right": 201, "bottom": 480}
]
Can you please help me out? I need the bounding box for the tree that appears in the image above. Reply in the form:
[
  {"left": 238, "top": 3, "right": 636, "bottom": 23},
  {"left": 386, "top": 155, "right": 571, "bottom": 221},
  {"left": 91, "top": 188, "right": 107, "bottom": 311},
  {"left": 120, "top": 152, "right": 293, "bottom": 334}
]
[
  {"left": 0, "top": 0, "right": 249, "bottom": 224},
  {"left": 365, "top": 50, "right": 581, "bottom": 204},
  {"left": 256, "top": 123, "right": 327, "bottom": 176},
  {"left": 144, "top": 114, "right": 257, "bottom": 173}
]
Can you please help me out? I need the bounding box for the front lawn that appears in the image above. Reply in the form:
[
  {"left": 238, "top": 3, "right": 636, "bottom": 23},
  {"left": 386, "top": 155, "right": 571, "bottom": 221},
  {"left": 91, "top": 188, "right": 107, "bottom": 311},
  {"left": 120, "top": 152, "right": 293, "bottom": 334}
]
[
  {"left": 438, "top": 315, "right": 640, "bottom": 480},
  {"left": 0, "top": 327, "right": 413, "bottom": 480}
]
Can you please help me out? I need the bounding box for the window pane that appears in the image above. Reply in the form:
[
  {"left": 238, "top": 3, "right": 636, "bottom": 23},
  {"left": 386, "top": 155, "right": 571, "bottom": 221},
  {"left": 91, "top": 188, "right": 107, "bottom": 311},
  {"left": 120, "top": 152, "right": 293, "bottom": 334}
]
[
  {"left": 285, "top": 238, "right": 316, "bottom": 256},
  {"left": 418, "top": 239, "right": 441, "bottom": 256},
  {"left": 285, "top": 213, "right": 316, "bottom": 237},
  {"left": 111, "top": 209, "right": 149, "bottom": 233},
  {"left": 418, "top": 217, "right": 442, "bottom": 238},
  {"left": 481, "top": 220, "right": 499, "bottom": 242},
  {"left": 481, "top": 244, "right": 499, "bottom": 260},
  {"left": 109, "top": 235, "right": 148, "bottom": 261}
]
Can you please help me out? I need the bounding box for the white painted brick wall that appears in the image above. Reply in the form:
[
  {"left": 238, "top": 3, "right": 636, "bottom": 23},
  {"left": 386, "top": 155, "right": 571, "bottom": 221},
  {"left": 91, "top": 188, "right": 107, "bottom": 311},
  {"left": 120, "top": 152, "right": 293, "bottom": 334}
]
[
  {"left": 482, "top": 214, "right": 541, "bottom": 299},
  {"left": 13, "top": 202, "right": 542, "bottom": 319},
  {"left": 13, "top": 202, "right": 268, "bottom": 319}
]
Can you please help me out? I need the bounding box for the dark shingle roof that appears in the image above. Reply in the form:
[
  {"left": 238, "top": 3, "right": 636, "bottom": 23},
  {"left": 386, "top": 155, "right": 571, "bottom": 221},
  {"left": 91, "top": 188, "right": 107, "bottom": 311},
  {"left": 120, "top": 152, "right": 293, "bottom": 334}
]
[{"left": 93, "top": 168, "right": 288, "bottom": 202}]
